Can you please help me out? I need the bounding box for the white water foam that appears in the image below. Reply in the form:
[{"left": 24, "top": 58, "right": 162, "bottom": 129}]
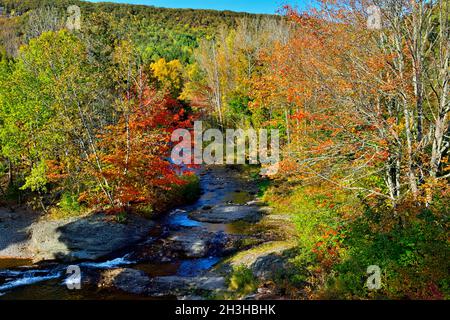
[
  {"left": 80, "top": 254, "right": 134, "bottom": 269},
  {"left": 0, "top": 271, "right": 61, "bottom": 292},
  {"left": 169, "top": 209, "right": 187, "bottom": 216},
  {"left": 0, "top": 270, "right": 24, "bottom": 277}
]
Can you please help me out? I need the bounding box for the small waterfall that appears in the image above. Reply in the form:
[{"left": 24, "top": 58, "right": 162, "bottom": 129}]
[{"left": 0, "top": 269, "right": 62, "bottom": 292}]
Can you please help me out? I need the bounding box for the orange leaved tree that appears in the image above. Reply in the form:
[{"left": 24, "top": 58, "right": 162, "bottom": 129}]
[{"left": 83, "top": 74, "right": 192, "bottom": 212}]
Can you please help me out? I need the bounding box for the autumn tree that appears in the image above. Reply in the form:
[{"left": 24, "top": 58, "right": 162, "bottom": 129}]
[
  {"left": 85, "top": 75, "right": 192, "bottom": 212},
  {"left": 0, "top": 30, "right": 114, "bottom": 209},
  {"left": 188, "top": 18, "right": 290, "bottom": 128},
  {"left": 251, "top": 1, "right": 449, "bottom": 209},
  {"left": 150, "top": 58, "right": 184, "bottom": 98},
  {"left": 247, "top": 1, "right": 449, "bottom": 299}
]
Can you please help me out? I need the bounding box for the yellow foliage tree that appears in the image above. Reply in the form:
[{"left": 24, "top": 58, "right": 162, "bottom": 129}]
[{"left": 150, "top": 58, "right": 183, "bottom": 97}]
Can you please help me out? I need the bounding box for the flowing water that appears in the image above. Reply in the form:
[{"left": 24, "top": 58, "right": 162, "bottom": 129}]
[{"left": 0, "top": 166, "right": 259, "bottom": 300}]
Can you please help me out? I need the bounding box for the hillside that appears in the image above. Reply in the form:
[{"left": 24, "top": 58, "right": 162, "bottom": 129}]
[{"left": 0, "top": 0, "right": 275, "bottom": 62}]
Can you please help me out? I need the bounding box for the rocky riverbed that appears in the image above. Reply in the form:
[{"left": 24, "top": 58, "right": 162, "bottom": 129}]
[{"left": 0, "top": 166, "right": 295, "bottom": 300}]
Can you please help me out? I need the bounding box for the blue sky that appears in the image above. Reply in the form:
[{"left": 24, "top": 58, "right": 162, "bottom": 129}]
[{"left": 86, "top": 0, "right": 315, "bottom": 15}]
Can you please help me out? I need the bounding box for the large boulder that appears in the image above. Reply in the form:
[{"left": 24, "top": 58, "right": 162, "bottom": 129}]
[
  {"left": 223, "top": 241, "right": 297, "bottom": 281},
  {"left": 251, "top": 254, "right": 290, "bottom": 281},
  {"left": 167, "top": 229, "right": 209, "bottom": 258},
  {"left": 30, "top": 213, "right": 154, "bottom": 262},
  {"left": 98, "top": 268, "right": 151, "bottom": 295}
]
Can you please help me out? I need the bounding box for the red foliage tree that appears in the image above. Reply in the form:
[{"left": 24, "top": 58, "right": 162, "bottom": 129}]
[{"left": 85, "top": 76, "right": 192, "bottom": 212}]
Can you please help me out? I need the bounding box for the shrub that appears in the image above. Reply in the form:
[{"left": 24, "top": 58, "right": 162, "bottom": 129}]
[
  {"left": 58, "top": 192, "right": 83, "bottom": 213},
  {"left": 327, "top": 210, "right": 450, "bottom": 299},
  {"left": 228, "top": 265, "right": 258, "bottom": 297},
  {"left": 179, "top": 173, "right": 201, "bottom": 203}
]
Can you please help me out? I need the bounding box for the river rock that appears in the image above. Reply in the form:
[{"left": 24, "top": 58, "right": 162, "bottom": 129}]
[
  {"left": 164, "top": 229, "right": 242, "bottom": 258},
  {"left": 167, "top": 229, "right": 209, "bottom": 258},
  {"left": 224, "top": 241, "right": 297, "bottom": 281},
  {"left": 29, "top": 213, "right": 154, "bottom": 262},
  {"left": 251, "top": 254, "right": 290, "bottom": 281},
  {"left": 189, "top": 205, "right": 262, "bottom": 223},
  {"left": 98, "top": 268, "right": 151, "bottom": 295}
]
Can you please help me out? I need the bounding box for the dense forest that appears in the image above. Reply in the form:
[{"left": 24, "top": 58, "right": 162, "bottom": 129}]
[
  {"left": 0, "top": 0, "right": 275, "bottom": 62},
  {"left": 0, "top": 0, "right": 449, "bottom": 300}
]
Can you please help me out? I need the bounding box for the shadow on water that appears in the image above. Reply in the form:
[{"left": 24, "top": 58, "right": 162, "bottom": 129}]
[
  {"left": 134, "top": 262, "right": 180, "bottom": 277},
  {"left": 177, "top": 257, "right": 221, "bottom": 277},
  {"left": 134, "top": 257, "right": 221, "bottom": 278}
]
